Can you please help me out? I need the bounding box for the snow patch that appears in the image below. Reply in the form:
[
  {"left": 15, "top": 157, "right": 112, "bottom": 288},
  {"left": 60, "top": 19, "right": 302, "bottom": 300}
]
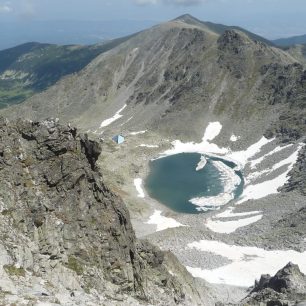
[
  {"left": 205, "top": 214, "right": 263, "bottom": 234},
  {"left": 146, "top": 210, "right": 186, "bottom": 232},
  {"left": 134, "top": 178, "right": 145, "bottom": 198},
  {"left": 203, "top": 122, "right": 223, "bottom": 142},
  {"left": 100, "top": 104, "right": 127, "bottom": 128},
  {"left": 196, "top": 155, "right": 207, "bottom": 171},
  {"left": 130, "top": 130, "right": 147, "bottom": 135},
  {"left": 138, "top": 144, "right": 159, "bottom": 148},
  {"left": 159, "top": 123, "right": 273, "bottom": 170},
  {"left": 216, "top": 207, "right": 262, "bottom": 218},
  {"left": 250, "top": 144, "right": 293, "bottom": 169},
  {"left": 227, "top": 136, "right": 275, "bottom": 169},
  {"left": 186, "top": 240, "right": 306, "bottom": 287},
  {"left": 246, "top": 144, "right": 301, "bottom": 185},
  {"left": 159, "top": 121, "right": 228, "bottom": 158},
  {"left": 230, "top": 135, "right": 240, "bottom": 142}
]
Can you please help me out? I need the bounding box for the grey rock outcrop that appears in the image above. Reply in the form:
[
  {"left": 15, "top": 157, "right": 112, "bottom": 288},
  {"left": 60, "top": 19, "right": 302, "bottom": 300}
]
[
  {"left": 281, "top": 144, "right": 306, "bottom": 195},
  {"left": 241, "top": 263, "right": 306, "bottom": 306},
  {"left": 0, "top": 118, "right": 205, "bottom": 305}
]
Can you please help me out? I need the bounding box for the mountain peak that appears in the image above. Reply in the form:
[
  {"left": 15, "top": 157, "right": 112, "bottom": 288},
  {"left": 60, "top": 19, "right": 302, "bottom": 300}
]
[{"left": 174, "top": 14, "right": 201, "bottom": 24}]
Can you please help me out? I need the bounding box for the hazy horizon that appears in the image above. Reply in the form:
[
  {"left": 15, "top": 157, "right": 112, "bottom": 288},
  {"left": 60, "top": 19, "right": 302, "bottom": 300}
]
[{"left": 1, "top": 0, "right": 305, "bottom": 49}]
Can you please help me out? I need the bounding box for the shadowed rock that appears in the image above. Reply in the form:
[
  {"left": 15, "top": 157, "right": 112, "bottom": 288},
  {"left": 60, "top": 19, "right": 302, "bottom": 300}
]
[{"left": 241, "top": 263, "right": 306, "bottom": 306}]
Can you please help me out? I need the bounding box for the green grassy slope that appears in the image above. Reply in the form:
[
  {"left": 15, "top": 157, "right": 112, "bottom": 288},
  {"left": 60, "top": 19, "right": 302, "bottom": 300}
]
[{"left": 0, "top": 36, "right": 132, "bottom": 108}]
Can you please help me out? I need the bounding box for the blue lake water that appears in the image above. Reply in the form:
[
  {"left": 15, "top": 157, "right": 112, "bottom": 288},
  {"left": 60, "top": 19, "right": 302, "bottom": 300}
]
[{"left": 145, "top": 153, "right": 244, "bottom": 214}]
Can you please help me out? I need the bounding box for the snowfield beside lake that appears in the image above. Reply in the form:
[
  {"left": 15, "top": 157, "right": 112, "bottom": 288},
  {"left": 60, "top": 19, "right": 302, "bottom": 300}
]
[
  {"left": 146, "top": 210, "right": 186, "bottom": 232},
  {"left": 134, "top": 178, "right": 145, "bottom": 198},
  {"left": 159, "top": 122, "right": 228, "bottom": 157},
  {"left": 157, "top": 122, "right": 303, "bottom": 208},
  {"left": 205, "top": 214, "right": 263, "bottom": 234},
  {"left": 186, "top": 240, "right": 306, "bottom": 287},
  {"left": 159, "top": 122, "right": 274, "bottom": 169}
]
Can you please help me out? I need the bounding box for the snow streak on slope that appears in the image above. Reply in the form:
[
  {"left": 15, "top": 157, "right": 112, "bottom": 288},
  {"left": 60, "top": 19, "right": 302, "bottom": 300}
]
[
  {"left": 100, "top": 104, "right": 127, "bottom": 128},
  {"left": 138, "top": 144, "right": 159, "bottom": 148},
  {"left": 134, "top": 178, "right": 145, "bottom": 198},
  {"left": 129, "top": 130, "right": 147, "bottom": 135},
  {"left": 205, "top": 206, "right": 263, "bottom": 233},
  {"left": 249, "top": 144, "right": 293, "bottom": 169},
  {"left": 238, "top": 144, "right": 304, "bottom": 204},
  {"left": 227, "top": 136, "right": 275, "bottom": 169},
  {"left": 216, "top": 207, "right": 262, "bottom": 218}
]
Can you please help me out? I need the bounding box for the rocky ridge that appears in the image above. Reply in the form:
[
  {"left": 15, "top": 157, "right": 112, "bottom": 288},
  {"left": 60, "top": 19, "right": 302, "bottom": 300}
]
[
  {"left": 241, "top": 262, "right": 306, "bottom": 306},
  {"left": 0, "top": 117, "right": 209, "bottom": 305},
  {"left": 2, "top": 16, "right": 303, "bottom": 144}
]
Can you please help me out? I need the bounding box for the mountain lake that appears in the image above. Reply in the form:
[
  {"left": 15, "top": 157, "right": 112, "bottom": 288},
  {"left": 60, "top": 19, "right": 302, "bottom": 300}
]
[{"left": 145, "top": 153, "right": 244, "bottom": 214}]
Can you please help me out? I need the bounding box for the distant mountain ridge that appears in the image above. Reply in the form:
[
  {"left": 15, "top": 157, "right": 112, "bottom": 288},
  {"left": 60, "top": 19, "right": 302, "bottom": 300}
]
[
  {"left": 3, "top": 13, "right": 305, "bottom": 145},
  {"left": 0, "top": 36, "right": 132, "bottom": 107},
  {"left": 0, "top": 19, "right": 157, "bottom": 50},
  {"left": 0, "top": 15, "right": 276, "bottom": 109},
  {"left": 273, "top": 33, "right": 306, "bottom": 47}
]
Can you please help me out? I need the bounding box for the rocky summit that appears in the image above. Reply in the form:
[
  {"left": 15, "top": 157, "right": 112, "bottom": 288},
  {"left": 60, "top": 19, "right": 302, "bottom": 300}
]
[
  {"left": 0, "top": 117, "right": 210, "bottom": 305},
  {"left": 241, "top": 262, "right": 306, "bottom": 306}
]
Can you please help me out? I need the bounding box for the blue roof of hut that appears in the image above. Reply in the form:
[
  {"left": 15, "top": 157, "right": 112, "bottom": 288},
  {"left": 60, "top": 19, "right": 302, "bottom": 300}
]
[{"left": 112, "top": 134, "right": 125, "bottom": 144}]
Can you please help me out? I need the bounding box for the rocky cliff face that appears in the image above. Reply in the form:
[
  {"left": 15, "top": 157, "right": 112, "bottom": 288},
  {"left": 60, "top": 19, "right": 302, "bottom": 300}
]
[
  {"left": 240, "top": 263, "right": 306, "bottom": 306},
  {"left": 0, "top": 118, "right": 205, "bottom": 305},
  {"left": 280, "top": 145, "right": 306, "bottom": 195}
]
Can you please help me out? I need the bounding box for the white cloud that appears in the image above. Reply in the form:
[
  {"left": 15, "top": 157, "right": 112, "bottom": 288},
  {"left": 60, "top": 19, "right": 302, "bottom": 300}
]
[
  {"left": 134, "top": 0, "right": 158, "bottom": 5},
  {"left": 163, "top": 0, "right": 203, "bottom": 6},
  {"left": 134, "top": 0, "right": 204, "bottom": 6},
  {"left": 0, "top": 2, "right": 12, "bottom": 13}
]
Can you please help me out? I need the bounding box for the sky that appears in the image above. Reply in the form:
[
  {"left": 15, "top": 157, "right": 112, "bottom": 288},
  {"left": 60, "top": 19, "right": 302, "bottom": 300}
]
[{"left": 0, "top": 0, "right": 306, "bottom": 48}]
